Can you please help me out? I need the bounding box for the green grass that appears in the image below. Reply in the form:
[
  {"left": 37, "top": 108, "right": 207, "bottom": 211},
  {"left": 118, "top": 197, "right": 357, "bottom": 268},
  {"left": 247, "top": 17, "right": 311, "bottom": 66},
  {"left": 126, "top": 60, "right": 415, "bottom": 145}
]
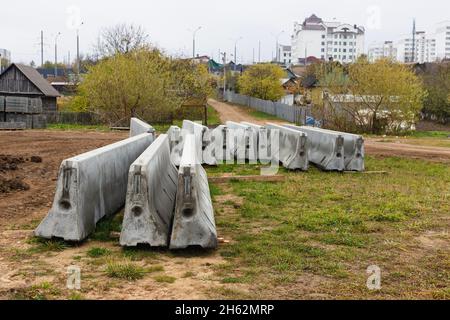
[
  {"left": 248, "top": 110, "right": 281, "bottom": 121},
  {"left": 47, "top": 123, "right": 110, "bottom": 131},
  {"left": 26, "top": 237, "right": 71, "bottom": 253},
  {"left": 105, "top": 262, "right": 146, "bottom": 280},
  {"left": 409, "top": 130, "right": 450, "bottom": 139},
  {"left": 90, "top": 213, "right": 123, "bottom": 242},
  {"left": 87, "top": 247, "right": 111, "bottom": 258},
  {"left": 12, "top": 282, "right": 61, "bottom": 300},
  {"left": 206, "top": 105, "right": 221, "bottom": 126},
  {"left": 153, "top": 275, "right": 177, "bottom": 283},
  {"left": 206, "top": 156, "right": 450, "bottom": 298}
]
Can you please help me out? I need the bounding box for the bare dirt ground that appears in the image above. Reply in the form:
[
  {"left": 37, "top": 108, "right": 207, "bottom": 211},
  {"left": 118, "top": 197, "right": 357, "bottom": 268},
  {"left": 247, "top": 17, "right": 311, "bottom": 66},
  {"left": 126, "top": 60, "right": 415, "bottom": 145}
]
[
  {"left": 0, "top": 130, "right": 238, "bottom": 300},
  {"left": 208, "top": 99, "right": 285, "bottom": 126},
  {"left": 209, "top": 99, "right": 450, "bottom": 163}
]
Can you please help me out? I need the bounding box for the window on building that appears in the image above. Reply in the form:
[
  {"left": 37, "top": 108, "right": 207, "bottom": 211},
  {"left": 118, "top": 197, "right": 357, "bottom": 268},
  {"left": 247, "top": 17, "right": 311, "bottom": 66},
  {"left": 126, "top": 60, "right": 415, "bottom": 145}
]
[
  {"left": 343, "top": 55, "right": 347, "bottom": 60},
  {"left": 322, "top": 35, "right": 326, "bottom": 39},
  {"left": 334, "top": 48, "right": 337, "bottom": 52},
  {"left": 321, "top": 48, "right": 325, "bottom": 52},
  {"left": 343, "top": 49, "right": 347, "bottom": 52},
  {"left": 343, "top": 42, "right": 347, "bottom": 46},
  {"left": 321, "top": 42, "right": 325, "bottom": 46}
]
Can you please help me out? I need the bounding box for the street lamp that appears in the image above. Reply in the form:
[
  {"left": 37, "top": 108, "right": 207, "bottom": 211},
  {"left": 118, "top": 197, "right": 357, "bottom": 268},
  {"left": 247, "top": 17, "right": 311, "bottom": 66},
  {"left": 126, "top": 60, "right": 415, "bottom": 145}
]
[
  {"left": 76, "top": 22, "right": 84, "bottom": 74},
  {"left": 190, "top": 26, "right": 202, "bottom": 58},
  {"left": 272, "top": 31, "right": 285, "bottom": 63},
  {"left": 54, "top": 32, "right": 62, "bottom": 78},
  {"left": 232, "top": 37, "right": 243, "bottom": 70}
]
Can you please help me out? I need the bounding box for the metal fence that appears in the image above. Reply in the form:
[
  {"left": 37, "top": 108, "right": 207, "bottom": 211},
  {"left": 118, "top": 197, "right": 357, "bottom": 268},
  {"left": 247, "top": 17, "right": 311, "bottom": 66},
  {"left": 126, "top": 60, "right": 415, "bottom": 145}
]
[{"left": 224, "top": 91, "right": 311, "bottom": 125}]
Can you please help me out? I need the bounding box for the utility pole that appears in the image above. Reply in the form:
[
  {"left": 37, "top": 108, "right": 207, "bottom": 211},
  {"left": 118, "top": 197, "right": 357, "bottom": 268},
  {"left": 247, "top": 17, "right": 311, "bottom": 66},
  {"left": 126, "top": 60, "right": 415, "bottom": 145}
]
[
  {"left": 252, "top": 48, "right": 255, "bottom": 64},
  {"left": 77, "top": 22, "right": 84, "bottom": 75},
  {"left": 258, "top": 41, "right": 261, "bottom": 63},
  {"left": 222, "top": 52, "right": 227, "bottom": 98},
  {"left": 412, "top": 19, "right": 416, "bottom": 63},
  {"left": 41, "top": 31, "right": 44, "bottom": 67},
  {"left": 54, "top": 32, "right": 61, "bottom": 78},
  {"left": 233, "top": 37, "right": 243, "bottom": 71},
  {"left": 191, "top": 26, "right": 202, "bottom": 58},
  {"left": 273, "top": 31, "right": 285, "bottom": 63}
]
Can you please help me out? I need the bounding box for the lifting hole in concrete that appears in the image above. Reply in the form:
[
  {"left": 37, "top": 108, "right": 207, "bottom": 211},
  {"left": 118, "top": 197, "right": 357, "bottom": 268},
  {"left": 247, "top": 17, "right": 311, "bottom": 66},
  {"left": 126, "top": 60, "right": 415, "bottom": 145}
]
[
  {"left": 59, "top": 200, "right": 72, "bottom": 211},
  {"left": 182, "top": 208, "right": 194, "bottom": 218},
  {"left": 132, "top": 206, "right": 143, "bottom": 217}
]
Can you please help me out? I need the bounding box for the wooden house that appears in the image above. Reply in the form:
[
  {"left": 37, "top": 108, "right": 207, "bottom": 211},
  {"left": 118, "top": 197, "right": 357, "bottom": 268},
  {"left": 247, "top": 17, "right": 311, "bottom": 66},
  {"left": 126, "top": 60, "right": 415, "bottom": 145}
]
[{"left": 0, "top": 63, "right": 60, "bottom": 112}]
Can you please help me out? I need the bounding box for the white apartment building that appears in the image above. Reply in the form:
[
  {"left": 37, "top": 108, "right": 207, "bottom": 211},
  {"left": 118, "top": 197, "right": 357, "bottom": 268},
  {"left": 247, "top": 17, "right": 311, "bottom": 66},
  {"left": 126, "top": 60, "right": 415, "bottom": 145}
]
[
  {"left": 368, "top": 41, "right": 398, "bottom": 62},
  {"left": 396, "top": 31, "right": 436, "bottom": 63},
  {"left": 277, "top": 45, "right": 292, "bottom": 66},
  {"left": 291, "top": 14, "right": 365, "bottom": 64},
  {"left": 434, "top": 21, "right": 450, "bottom": 60}
]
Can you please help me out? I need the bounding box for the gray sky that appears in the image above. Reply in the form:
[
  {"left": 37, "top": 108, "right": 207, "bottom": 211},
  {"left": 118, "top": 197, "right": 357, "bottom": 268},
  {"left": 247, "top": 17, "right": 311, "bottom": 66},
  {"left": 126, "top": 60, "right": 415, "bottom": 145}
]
[{"left": 2, "top": 0, "right": 449, "bottom": 64}]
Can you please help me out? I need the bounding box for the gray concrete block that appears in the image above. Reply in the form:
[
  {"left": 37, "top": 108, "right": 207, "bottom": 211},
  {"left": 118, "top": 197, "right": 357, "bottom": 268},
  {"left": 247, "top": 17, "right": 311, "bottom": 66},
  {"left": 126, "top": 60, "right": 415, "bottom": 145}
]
[
  {"left": 283, "top": 124, "right": 345, "bottom": 171},
  {"left": 203, "top": 125, "right": 228, "bottom": 165},
  {"left": 170, "top": 134, "right": 217, "bottom": 249},
  {"left": 182, "top": 120, "right": 213, "bottom": 165},
  {"left": 265, "top": 123, "right": 309, "bottom": 171},
  {"left": 120, "top": 134, "right": 178, "bottom": 247},
  {"left": 299, "top": 127, "right": 365, "bottom": 172},
  {"left": 168, "top": 126, "right": 183, "bottom": 166},
  {"left": 35, "top": 133, "right": 155, "bottom": 241},
  {"left": 226, "top": 121, "right": 258, "bottom": 163},
  {"left": 130, "top": 118, "right": 155, "bottom": 137}
]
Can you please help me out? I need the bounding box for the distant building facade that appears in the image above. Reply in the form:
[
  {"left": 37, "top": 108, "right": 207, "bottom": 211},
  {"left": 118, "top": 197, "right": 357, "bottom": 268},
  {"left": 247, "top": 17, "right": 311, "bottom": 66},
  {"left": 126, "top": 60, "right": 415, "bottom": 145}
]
[
  {"left": 291, "top": 14, "right": 365, "bottom": 64},
  {"left": 0, "top": 49, "right": 12, "bottom": 73},
  {"left": 368, "top": 41, "right": 398, "bottom": 62},
  {"left": 434, "top": 21, "right": 450, "bottom": 60},
  {"left": 396, "top": 31, "right": 436, "bottom": 63},
  {"left": 277, "top": 45, "right": 292, "bottom": 66}
]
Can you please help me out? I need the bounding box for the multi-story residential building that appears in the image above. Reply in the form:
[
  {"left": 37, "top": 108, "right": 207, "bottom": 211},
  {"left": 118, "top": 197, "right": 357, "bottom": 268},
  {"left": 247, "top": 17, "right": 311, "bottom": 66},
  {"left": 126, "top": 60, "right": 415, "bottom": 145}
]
[
  {"left": 396, "top": 31, "right": 437, "bottom": 63},
  {"left": 0, "top": 49, "right": 12, "bottom": 73},
  {"left": 434, "top": 21, "right": 450, "bottom": 60},
  {"left": 368, "top": 41, "right": 398, "bottom": 62},
  {"left": 277, "top": 45, "right": 292, "bottom": 66},
  {"left": 291, "top": 14, "right": 365, "bottom": 65}
]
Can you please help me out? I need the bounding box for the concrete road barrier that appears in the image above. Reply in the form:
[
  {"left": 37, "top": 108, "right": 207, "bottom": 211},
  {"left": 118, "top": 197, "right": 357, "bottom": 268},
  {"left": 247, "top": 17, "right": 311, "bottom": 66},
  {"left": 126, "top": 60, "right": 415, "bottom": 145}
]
[
  {"left": 120, "top": 134, "right": 178, "bottom": 247},
  {"left": 168, "top": 126, "right": 184, "bottom": 166},
  {"left": 182, "top": 120, "right": 217, "bottom": 165},
  {"left": 170, "top": 134, "right": 217, "bottom": 249},
  {"left": 35, "top": 133, "right": 155, "bottom": 241},
  {"left": 265, "top": 123, "right": 309, "bottom": 171},
  {"left": 226, "top": 121, "right": 258, "bottom": 163},
  {"left": 130, "top": 118, "right": 155, "bottom": 137},
  {"left": 203, "top": 125, "right": 228, "bottom": 165},
  {"left": 297, "top": 127, "right": 364, "bottom": 171},
  {"left": 283, "top": 124, "right": 345, "bottom": 171},
  {"left": 241, "top": 122, "right": 270, "bottom": 162}
]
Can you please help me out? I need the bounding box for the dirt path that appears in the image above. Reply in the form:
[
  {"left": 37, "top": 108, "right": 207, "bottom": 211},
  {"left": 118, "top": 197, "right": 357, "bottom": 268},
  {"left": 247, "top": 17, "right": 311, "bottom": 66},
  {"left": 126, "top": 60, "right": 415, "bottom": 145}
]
[
  {"left": 365, "top": 139, "right": 450, "bottom": 163},
  {"left": 208, "top": 98, "right": 285, "bottom": 126},
  {"left": 210, "top": 99, "right": 450, "bottom": 163}
]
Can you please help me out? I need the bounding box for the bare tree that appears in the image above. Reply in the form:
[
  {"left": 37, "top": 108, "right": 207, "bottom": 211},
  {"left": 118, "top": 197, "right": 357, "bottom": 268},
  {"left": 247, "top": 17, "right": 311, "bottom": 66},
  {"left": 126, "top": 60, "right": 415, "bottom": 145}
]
[{"left": 94, "top": 23, "right": 149, "bottom": 57}]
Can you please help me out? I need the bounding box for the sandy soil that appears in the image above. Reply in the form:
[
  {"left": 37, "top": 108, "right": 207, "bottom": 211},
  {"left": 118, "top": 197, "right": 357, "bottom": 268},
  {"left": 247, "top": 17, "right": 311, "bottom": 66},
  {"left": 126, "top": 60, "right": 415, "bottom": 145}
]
[{"left": 209, "top": 99, "right": 450, "bottom": 163}]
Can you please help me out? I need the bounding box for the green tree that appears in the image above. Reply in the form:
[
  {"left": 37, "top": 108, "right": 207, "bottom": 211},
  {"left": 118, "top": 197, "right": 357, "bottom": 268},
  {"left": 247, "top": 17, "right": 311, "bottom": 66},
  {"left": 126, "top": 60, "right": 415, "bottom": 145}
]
[
  {"left": 319, "top": 58, "right": 426, "bottom": 134},
  {"left": 238, "top": 64, "right": 285, "bottom": 101},
  {"left": 74, "top": 48, "right": 213, "bottom": 123},
  {"left": 419, "top": 62, "right": 450, "bottom": 124}
]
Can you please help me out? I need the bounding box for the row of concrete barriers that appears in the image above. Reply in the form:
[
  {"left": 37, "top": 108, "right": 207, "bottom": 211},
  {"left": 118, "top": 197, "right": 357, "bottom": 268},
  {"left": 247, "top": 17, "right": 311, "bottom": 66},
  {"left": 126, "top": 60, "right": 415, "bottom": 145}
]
[
  {"left": 167, "top": 120, "right": 365, "bottom": 172},
  {"left": 35, "top": 118, "right": 218, "bottom": 249},
  {"left": 34, "top": 118, "right": 364, "bottom": 247}
]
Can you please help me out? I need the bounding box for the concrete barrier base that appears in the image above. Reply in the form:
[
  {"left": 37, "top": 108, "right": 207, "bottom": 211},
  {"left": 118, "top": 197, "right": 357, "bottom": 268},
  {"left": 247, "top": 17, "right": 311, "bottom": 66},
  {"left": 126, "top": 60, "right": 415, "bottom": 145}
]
[
  {"left": 170, "top": 134, "right": 217, "bottom": 249},
  {"left": 120, "top": 135, "right": 178, "bottom": 247}
]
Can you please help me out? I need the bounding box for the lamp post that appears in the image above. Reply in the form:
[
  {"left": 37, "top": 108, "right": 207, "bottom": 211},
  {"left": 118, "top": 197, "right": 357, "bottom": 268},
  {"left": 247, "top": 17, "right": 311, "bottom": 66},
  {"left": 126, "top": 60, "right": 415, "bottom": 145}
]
[
  {"left": 191, "top": 26, "right": 202, "bottom": 58},
  {"left": 273, "top": 30, "right": 285, "bottom": 63},
  {"left": 77, "top": 22, "right": 84, "bottom": 74},
  {"left": 54, "top": 32, "right": 61, "bottom": 78},
  {"left": 232, "top": 37, "right": 243, "bottom": 70}
]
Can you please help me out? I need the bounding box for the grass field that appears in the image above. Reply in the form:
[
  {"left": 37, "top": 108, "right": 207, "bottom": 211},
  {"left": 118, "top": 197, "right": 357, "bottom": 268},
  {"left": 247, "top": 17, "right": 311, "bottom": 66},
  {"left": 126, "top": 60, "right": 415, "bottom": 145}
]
[
  {"left": 12, "top": 155, "right": 447, "bottom": 300},
  {"left": 205, "top": 157, "right": 449, "bottom": 299}
]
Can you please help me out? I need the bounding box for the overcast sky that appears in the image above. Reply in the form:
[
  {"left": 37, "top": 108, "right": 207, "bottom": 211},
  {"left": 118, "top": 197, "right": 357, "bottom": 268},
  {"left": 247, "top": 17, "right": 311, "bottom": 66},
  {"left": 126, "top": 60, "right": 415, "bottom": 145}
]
[{"left": 2, "top": 0, "right": 449, "bottom": 64}]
